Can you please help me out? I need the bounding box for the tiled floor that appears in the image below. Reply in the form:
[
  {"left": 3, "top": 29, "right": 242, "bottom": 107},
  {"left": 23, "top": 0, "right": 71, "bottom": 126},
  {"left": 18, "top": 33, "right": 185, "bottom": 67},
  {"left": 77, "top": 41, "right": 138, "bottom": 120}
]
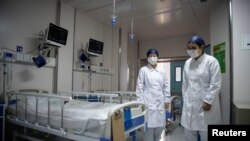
[
  {"left": 160, "top": 120, "right": 184, "bottom": 141},
  {"left": 132, "top": 115, "right": 185, "bottom": 141}
]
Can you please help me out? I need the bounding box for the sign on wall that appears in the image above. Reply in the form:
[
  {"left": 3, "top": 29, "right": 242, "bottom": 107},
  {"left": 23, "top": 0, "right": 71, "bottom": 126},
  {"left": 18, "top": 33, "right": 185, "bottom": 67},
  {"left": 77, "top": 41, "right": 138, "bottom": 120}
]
[{"left": 213, "top": 42, "right": 226, "bottom": 73}]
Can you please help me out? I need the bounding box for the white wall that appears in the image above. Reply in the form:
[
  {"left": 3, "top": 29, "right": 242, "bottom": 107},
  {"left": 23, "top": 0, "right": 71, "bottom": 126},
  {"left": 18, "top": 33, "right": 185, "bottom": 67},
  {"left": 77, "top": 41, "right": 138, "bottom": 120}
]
[
  {"left": 111, "top": 28, "right": 119, "bottom": 91},
  {"left": 120, "top": 29, "right": 128, "bottom": 91},
  {"left": 73, "top": 11, "right": 115, "bottom": 92},
  {"left": 0, "top": 0, "right": 57, "bottom": 52},
  {"left": 103, "top": 27, "right": 113, "bottom": 91},
  {"left": 127, "top": 40, "right": 139, "bottom": 91},
  {"left": 0, "top": 0, "right": 129, "bottom": 95},
  {"left": 197, "top": 22, "right": 210, "bottom": 45},
  {"left": 0, "top": 0, "right": 58, "bottom": 93},
  {"left": 56, "top": 2, "right": 75, "bottom": 92},
  {"left": 0, "top": 63, "right": 54, "bottom": 92},
  {"left": 210, "top": 0, "right": 230, "bottom": 124},
  {"left": 232, "top": 0, "right": 250, "bottom": 103},
  {"left": 139, "top": 35, "right": 192, "bottom": 59}
]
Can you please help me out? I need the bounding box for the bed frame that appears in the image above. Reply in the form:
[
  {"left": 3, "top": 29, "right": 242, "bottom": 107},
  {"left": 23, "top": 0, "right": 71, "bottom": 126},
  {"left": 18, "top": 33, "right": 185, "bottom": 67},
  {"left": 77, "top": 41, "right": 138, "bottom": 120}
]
[
  {"left": 6, "top": 91, "right": 147, "bottom": 141},
  {"left": 94, "top": 91, "right": 137, "bottom": 103}
]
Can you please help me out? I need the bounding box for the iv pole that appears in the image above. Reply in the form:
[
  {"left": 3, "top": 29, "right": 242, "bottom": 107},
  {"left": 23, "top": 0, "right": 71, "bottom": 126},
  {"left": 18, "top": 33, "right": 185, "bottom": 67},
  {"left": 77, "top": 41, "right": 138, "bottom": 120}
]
[
  {"left": 1, "top": 60, "right": 7, "bottom": 141},
  {"left": 2, "top": 62, "right": 7, "bottom": 102}
]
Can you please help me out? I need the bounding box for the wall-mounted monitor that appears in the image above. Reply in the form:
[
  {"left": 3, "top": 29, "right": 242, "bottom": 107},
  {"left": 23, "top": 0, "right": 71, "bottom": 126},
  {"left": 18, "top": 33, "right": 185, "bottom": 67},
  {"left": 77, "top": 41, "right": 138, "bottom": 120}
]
[
  {"left": 87, "top": 38, "right": 104, "bottom": 56},
  {"left": 44, "top": 23, "right": 68, "bottom": 47}
]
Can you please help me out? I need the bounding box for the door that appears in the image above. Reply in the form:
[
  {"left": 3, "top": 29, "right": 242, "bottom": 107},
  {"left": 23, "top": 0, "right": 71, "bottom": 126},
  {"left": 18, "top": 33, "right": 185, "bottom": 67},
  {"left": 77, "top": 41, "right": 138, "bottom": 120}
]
[
  {"left": 170, "top": 60, "right": 185, "bottom": 96},
  {"left": 170, "top": 60, "right": 186, "bottom": 117}
]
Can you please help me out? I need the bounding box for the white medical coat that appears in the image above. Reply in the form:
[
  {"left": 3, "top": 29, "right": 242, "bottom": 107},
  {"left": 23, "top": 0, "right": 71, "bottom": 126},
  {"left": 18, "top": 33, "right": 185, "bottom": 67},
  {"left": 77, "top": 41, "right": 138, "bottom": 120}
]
[
  {"left": 136, "top": 64, "right": 171, "bottom": 128},
  {"left": 181, "top": 53, "right": 222, "bottom": 131}
]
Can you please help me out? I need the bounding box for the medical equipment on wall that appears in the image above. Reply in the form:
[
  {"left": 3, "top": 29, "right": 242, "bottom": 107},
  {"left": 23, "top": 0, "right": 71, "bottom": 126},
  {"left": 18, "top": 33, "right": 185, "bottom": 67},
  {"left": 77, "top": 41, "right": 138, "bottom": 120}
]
[
  {"left": 79, "top": 52, "right": 89, "bottom": 63},
  {"left": 32, "top": 43, "right": 52, "bottom": 68},
  {"left": 33, "top": 23, "right": 68, "bottom": 68},
  {"left": 43, "top": 23, "right": 68, "bottom": 48},
  {"left": 0, "top": 48, "right": 14, "bottom": 100},
  {"left": 87, "top": 38, "right": 104, "bottom": 57},
  {"left": 0, "top": 47, "right": 15, "bottom": 141}
]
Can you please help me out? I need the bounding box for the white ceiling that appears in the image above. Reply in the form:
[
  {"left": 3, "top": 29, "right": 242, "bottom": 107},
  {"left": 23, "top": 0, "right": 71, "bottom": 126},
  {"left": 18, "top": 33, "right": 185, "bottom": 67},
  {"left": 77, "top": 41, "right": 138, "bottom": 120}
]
[{"left": 62, "top": 0, "right": 216, "bottom": 41}]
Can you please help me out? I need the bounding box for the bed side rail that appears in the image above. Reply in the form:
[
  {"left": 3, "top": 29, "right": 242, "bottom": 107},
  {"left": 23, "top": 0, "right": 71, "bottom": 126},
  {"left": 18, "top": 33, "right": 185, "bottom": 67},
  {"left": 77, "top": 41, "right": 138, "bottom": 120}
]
[
  {"left": 111, "top": 91, "right": 136, "bottom": 103},
  {"left": 58, "top": 91, "right": 119, "bottom": 103},
  {"left": 7, "top": 92, "right": 72, "bottom": 135},
  {"left": 94, "top": 91, "right": 137, "bottom": 103}
]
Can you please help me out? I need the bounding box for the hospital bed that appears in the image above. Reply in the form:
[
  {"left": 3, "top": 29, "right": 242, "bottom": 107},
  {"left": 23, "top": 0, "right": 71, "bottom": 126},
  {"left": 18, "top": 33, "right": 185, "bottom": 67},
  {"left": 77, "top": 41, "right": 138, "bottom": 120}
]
[
  {"left": 6, "top": 91, "right": 147, "bottom": 141},
  {"left": 94, "top": 91, "right": 137, "bottom": 103}
]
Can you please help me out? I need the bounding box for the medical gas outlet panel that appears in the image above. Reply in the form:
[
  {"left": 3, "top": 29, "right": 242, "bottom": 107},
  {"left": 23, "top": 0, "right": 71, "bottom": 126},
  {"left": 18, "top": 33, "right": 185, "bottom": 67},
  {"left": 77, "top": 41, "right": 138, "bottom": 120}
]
[
  {"left": 79, "top": 63, "right": 113, "bottom": 75},
  {"left": 0, "top": 49, "right": 55, "bottom": 67}
]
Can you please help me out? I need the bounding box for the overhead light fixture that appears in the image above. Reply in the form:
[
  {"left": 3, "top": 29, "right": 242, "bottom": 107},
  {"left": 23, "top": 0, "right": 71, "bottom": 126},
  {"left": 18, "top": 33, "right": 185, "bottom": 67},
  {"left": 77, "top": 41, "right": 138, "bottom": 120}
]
[{"left": 111, "top": 0, "right": 117, "bottom": 26}]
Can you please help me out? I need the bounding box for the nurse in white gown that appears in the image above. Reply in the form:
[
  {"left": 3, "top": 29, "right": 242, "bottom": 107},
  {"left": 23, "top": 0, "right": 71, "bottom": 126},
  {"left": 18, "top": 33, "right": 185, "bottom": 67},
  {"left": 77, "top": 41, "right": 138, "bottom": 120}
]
[
  {"left": 136, "top": 49, "right": 171, "bottom": 141},
  {"left": 181, "top": 35, "right": 222, "bottom": 141}
]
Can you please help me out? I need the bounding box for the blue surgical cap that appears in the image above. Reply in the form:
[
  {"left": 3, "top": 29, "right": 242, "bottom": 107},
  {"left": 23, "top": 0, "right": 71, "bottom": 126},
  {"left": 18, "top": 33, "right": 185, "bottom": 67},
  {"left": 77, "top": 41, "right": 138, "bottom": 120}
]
[
  {"left": 188, "top": 35, "right": 205, "bottom": 47},
  {"left": 147, "top": 49, "right": 159, "bottom": 57}
]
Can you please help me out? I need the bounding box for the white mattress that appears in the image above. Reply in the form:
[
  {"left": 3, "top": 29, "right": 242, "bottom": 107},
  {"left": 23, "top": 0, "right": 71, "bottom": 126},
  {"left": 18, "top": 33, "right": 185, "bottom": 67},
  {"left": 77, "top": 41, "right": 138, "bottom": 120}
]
[{"left": 8, "top": 97, "right": 118, "bottom": 137}]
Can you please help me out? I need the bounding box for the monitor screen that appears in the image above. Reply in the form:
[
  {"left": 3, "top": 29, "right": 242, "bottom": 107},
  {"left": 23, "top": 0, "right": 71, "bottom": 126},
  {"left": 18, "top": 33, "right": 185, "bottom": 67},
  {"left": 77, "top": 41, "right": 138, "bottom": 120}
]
[
  {"left": 45, "top": 23, "right": 68, "bottom": 47},
  {"left": 87, "top": 38, "right": 104, "bottom": 56}
]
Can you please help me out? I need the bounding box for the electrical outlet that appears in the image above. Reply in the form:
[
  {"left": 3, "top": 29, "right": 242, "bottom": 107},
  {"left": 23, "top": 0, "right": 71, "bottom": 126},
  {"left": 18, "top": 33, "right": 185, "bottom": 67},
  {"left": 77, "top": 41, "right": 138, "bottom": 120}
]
[
  {"left": 23, "top": 54, "right": 32, "bottom": 63},
  {"left": 16, "top": 53, "right": 24, "bottom": 62}
]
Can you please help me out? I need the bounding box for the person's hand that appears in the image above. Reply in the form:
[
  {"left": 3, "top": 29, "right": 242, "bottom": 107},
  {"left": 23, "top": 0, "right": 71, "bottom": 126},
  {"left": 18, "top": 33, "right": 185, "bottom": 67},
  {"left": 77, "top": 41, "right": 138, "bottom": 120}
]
[
  {"left": 165, "top": 102, "right": 170, "bottom": 109},
  {"left": 203, "top": 102, "right": 211, "bottom": 111}
]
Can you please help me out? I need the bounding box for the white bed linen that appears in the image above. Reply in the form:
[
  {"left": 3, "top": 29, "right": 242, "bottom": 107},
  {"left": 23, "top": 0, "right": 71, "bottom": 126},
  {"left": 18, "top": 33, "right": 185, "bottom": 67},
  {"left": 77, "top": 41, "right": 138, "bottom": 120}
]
[{"left": 8, "top": 97, "right": 118, "bottom": 137}]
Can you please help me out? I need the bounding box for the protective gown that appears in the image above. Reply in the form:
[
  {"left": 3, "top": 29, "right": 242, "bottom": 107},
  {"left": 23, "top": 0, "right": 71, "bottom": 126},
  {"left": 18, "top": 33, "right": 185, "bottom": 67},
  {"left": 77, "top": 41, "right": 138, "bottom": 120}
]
[
  {"left": 136, "top": 64, "right": 171, "bottom": 128},
  {"left": 181, "top": 53, "right": 222, "bottom": 131}
]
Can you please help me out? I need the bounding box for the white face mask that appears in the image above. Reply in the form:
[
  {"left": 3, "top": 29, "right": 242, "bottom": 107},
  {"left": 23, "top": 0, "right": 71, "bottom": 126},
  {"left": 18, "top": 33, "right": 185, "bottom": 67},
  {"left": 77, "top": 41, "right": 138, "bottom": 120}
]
[
  {"left": 187, "top": 49, "right": 199, "bottom": 59},
  {"left": 148, "top": 57, "right": 158, "bottom": 65}
]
